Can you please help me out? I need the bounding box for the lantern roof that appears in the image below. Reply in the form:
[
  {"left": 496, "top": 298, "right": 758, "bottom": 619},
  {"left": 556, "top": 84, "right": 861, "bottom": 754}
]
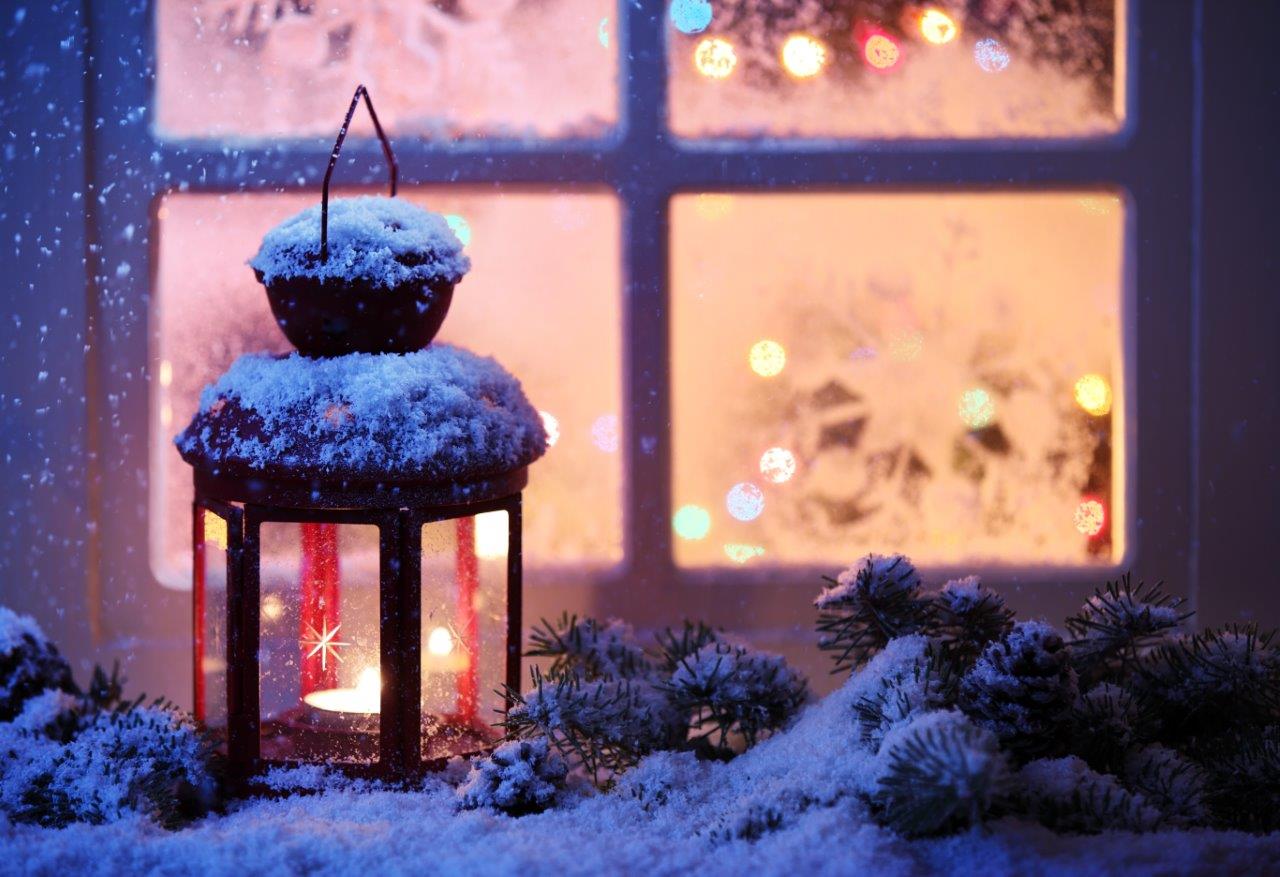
[{"left": 176, "top": 344, "right": 547, "bottom": 488}]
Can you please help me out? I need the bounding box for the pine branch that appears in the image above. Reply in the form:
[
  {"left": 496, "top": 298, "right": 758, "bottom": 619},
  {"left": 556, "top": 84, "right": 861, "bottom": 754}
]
[
  {"left": 526, "top": 613, "right": 651, "bottom": 681},
  {"left": 1197, "top": 725, "right": 1280, "bottom": 833},
  {"left": 875, "top": 712, "right": 1011, "bottom": 837},
  {"left": 1066, "top": 573, "right": 1190, "bottom": 686},
  {"left": 662, "top": 641, "right": 808, "bottom": 755},
  {"left": 1139, "top": 625, "right": 1280, "bottom": 745},
  {"left": 930, "top": 576, "right": 1015, "bottom": 669},
  {"left": 814, "top": 554, "right": 931, "bottom": 674},
  {"left": 654, "top": 620, "right": 721, "bottom": 675},
  {"left": 500, "top": 667, "right": 679, "bottom": 788},
  {"left": 854, "top": 639, "right": 960, "bottom": 752}
]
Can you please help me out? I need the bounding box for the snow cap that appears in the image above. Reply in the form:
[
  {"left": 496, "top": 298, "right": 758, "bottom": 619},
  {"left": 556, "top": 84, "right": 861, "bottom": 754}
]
[
  {"left": 176, "top": 345, "right": 546, "bottom": 483},
  {"left": 250, "top": 196, "right": 470, "bottom": 289}
]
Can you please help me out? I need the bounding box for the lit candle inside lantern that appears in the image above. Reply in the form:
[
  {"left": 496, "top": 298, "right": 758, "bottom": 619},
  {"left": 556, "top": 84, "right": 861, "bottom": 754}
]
[{"left": 303, "top": 665, "right": 382, "bottom": 715}]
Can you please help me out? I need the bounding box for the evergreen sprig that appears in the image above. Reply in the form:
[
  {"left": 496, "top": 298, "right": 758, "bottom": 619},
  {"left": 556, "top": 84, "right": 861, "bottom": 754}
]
[
  {"left": 662, "top": 641, "right": 808, "bottom": 756},
  {"left": 1066, "top": 574, "right": 1190, "bottom": 686},
  {"left": 500, "top": 667, "right": 679, "bottom": 788},
  {"left": 854, "top": 639, "right": 959, "bottom": 751},
  {"left": 815, "top": 554, "right": 932, "bottom": 674},
  {"left": 1197, "top": 726, "right": 1280, "bottom": 833},
  {"left": 930, "top": 576, "right": 1016, "bottom": 668},
  {"left": 526, "top": 613, "right": 652, "bottom": 681},
  {"left": 1140, "top": 625, "right": 1280, "bottom": 744},
  {"left": 654, "top": 621, "right": 722, "bottom": 674},
  {"left": 875, "top": 713, "right": 1011, "bottom": 837}
]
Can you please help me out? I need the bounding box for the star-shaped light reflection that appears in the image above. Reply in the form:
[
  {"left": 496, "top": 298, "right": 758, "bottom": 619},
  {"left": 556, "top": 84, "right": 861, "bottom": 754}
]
[{"left": 302, "top": 621, "right": 349, "bottom": 671}]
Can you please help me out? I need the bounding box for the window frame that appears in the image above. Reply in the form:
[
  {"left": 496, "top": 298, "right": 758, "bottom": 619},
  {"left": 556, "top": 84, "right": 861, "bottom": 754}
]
[{"left": 83, "top": 0, "right": 1193, "bottom": 657}]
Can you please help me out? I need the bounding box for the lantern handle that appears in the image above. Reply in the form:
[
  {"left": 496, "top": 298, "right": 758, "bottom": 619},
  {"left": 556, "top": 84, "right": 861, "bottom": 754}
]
[{"left": 321, "top": 84, "right": 398, "bottom": 262}]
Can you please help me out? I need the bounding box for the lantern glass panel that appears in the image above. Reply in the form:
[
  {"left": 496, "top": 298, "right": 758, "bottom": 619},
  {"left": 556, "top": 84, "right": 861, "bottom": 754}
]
[
  {"left": 258, "top": 521, "right": 382, "bottom": 765},
  {"left": 420, "top": 512, "right": 508, "bottom": 761},
  {"left": 195, "top": 506, "right": 231, "bottom": 730}
]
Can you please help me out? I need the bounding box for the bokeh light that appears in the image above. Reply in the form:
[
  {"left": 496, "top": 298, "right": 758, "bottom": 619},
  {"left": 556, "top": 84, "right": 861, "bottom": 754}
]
[
  {"left": 444, "top": 214, "right": 472, "bottom": 247},
  {"left": 863, "top": 33, "right": 901, "bottom": 71},
  {"left": 1074, "top": 499, "right": 1106, "bottom": 537},
  {"left": 1074, "top": 373, "right": 1113, "bottom": 417},
  {"left": 974, "top": 38, "right": 1010, "bottom": 73},
  {"left": 759, "top": 447, "right": 797, "bottom": 484},
  {"left": 262, "top": 593, "right": 285, "bottom": 623},
  {"left": 726, "top": 482, "right": 765, "bottom": 522},
  {"left": 694, "top": 37, "right": 737, "bottom": 79},
  {"left": 427, "top": 626, "right": 455, "bottom": 656},
  {"left": 781, "top": 34, "right": 828, "bottom": 79},
  {"left": 919, "top": 8, "right": 959, "bottom": 45},
  {"left": 724, "top": 543, "right": 765, "bottom": 564},
  {"left": 670, "top": 0, "right": 713, "bottom": 35},
  {"left": 749, "top": 339, "right": 787, "bottom": 377},
  {"left": 673, "top": 504, "right": 712, "bottom": 540},
  {"left": 475, "top": 510, "right": 509, "bottom": 559},
  {"left": 591, "top": 413, "right": 620, "bottom": 453},
  {"left": 539, "top": 410, "right": 561, "bottom": 448},
  {"left": 597, "top": 16, "right": 610, "bottom": 49},
  {"left": 958, "top": 388, "right": 996, "bottom": 429},
  {"left": 203, "top": 508, "right": 228, "bottom": 551}
]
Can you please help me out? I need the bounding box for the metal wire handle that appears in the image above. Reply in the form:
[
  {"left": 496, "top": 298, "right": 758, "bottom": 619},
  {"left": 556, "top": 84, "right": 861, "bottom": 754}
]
[{"left": 321, "top": 84, "right": 398, "bottom": 262}]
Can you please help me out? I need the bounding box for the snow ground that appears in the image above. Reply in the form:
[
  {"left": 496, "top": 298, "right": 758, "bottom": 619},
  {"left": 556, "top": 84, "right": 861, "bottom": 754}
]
[
  {"left": 5, "top": 647, "right": 1278, "bottom": 877},
  {"left": 4, "top": 783, "right": 1276, "bottom": 876}
]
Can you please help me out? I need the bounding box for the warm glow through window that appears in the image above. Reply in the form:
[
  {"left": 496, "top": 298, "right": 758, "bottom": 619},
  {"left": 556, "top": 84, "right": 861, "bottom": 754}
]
[{"left": 672, "top": 191, "right": 1126, "bottom": 567}]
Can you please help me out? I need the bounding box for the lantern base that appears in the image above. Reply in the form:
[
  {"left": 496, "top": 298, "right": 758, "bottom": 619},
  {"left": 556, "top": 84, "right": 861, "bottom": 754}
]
[{"left": 257, "top": 707, "right": 498, "bottom": 770}]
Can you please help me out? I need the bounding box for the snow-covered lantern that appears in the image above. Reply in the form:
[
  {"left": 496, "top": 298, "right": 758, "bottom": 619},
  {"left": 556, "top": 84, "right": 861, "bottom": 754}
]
[{"left": 175, "top": 87, "right": 546, "bottom": 784}]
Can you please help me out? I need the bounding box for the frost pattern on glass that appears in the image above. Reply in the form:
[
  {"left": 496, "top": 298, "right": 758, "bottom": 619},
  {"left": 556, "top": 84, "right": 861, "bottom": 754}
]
[
  {"left": 150, "top": 191, "right": 623, "bottom": 589},
  {"left": 155, "top": 0, "right": 618, "bottom": 139},
  {"left": 668, "top": 0, "right": 1122, "bottom": 139},
  {"left": 671, "top": 192, "right": 1125, "bottom": 567}
]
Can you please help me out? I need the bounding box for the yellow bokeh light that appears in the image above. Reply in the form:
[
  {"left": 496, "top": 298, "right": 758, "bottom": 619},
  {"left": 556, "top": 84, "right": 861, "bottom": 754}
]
[
  {"left": 1074, "top": 499, "right": 1106, "bottom": 537},
  {"left": 749, "top": 339, "right": 787, "bottom": 377},
  {"left": 781, "top": 34, "right": 827, "bottom": 79},
  {"left": 158, "top": 359, "right": 173, "bottom": 388},
  {"left": 694, "top": 37, "right": 737, "bottom": 80},
  {"left": 759, "top": 447, "right": 797, "bottom": 483},
  {"left": 864, "top": 34, "right": 901, "bottom": 70},
  {"left": 919, "top": 8, "right": 959, "bottom": 45},
  {"left": 475, "top": 511, "right": 509, "bottom": 559},
  {"left": 427, "top": 626, "right": 455, "bottom": 656},
  {"left": 202, "top": 509, "right": 228, "bottom": 551},
  {"left": 262, "top": 593, "right": 285, "bottom": 622},
  {"left": 958, "top": 388, "right": 996, "bottom": 429},
  {"left": 1074, "top": 373, "right": 1113, "bottom": 417},
  {"left": 724, "top": 543, "right": 765, "bottom": 564}
]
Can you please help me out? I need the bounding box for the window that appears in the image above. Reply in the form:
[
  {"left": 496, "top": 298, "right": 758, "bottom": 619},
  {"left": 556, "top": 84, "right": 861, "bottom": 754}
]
[
  {"left": 150, "top": 190, "right": 623, "bottom": 588},
  {"left": 79, "top": 1, "right": 1196, "bottom": 692}
]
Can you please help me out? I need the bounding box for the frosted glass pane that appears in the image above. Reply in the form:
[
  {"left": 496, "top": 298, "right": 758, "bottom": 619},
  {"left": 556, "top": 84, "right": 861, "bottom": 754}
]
[
  {"left": 668, "top": 0, "right": 1123, "bottom": 139},
  {"left": 155, "top": 0, "right": 618, "bottom": 139},
  {"left": 150, "top": 190, "right": 622, "bottom": 587},
  {"left": 671, "top": 192, "right": 1125, "bottom": 567}
]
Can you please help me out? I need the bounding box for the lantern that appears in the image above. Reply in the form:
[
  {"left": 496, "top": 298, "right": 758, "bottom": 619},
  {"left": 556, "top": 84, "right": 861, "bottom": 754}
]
[{"left": 177, "top": 87, "right": 546, "bottom": 784}]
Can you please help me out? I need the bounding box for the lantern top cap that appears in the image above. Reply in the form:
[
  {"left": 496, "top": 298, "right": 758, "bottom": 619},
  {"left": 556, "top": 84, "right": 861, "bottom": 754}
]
[
  {"left": 176, "top": 344, "right": 547, "bottom": 486},
  {"left": 250, "top": 195, "right": 470, "bottom": 290}
]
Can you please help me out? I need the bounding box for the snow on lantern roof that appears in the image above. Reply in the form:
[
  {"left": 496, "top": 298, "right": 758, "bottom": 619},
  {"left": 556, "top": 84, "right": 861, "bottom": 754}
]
[
  {"left": 250, "top": 196, "right": 471, "bottom": 289},
  {"left": 175, "top": 345, "right": 546, "bottom": 484}
]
